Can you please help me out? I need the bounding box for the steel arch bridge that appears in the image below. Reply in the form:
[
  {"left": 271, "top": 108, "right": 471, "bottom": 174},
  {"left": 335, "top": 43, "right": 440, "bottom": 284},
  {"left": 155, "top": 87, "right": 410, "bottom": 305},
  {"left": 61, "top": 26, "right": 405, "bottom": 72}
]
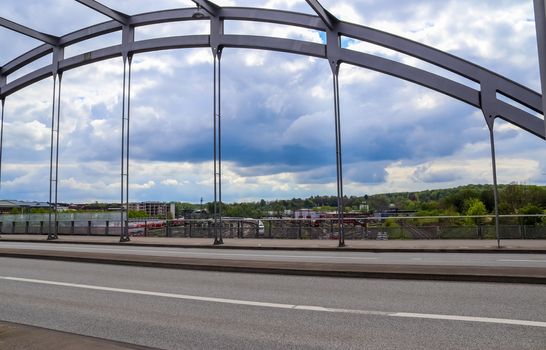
[{"left": 0, "top": 0, "right": 545, "bottom": 246}]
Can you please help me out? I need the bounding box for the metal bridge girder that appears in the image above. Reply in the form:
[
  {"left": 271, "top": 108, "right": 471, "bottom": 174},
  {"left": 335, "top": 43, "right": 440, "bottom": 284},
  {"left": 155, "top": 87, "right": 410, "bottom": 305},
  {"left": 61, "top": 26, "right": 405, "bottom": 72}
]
[
  {"left": 0, "top": 17, "right": 59, "bottom": 46},
  {"left": 305, "top": 0, "right": 338, "bottom": 31},
  {"left": 75, "top": 0, "right": 129, "bottom": 25},
  {"left": 0, "top": 75, "right": 5, "bottom": 97},
  {"left": 533, "top": 0, "right": 546, "bottom": 134},
  {"left": 0, "top": 5, "right": 543, "bottom": 140},
  {"left": 191, "top": 0, "right": 220, "bottom": 17}
]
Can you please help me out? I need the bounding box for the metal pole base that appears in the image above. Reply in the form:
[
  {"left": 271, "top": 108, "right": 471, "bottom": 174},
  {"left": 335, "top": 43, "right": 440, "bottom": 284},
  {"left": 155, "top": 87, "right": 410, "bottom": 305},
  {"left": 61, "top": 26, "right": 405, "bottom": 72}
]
[
  {"left": 47, "top": 235, "right": 58, "bottom": 241},
  {"left": 120, "top": 236, "right": 131, "bottom": 242},
  {"left": 338, "top": 241, "right": 345, "bottom": 248},
  {"left": 213, "top": 237, "right": 224, "bottom": 245}
]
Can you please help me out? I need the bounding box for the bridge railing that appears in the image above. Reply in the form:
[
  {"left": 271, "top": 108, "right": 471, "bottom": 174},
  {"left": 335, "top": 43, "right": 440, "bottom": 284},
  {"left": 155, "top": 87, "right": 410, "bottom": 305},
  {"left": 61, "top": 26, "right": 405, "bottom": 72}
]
[{"left": 0, "top": 215, "right": 545, "bottom": 240}]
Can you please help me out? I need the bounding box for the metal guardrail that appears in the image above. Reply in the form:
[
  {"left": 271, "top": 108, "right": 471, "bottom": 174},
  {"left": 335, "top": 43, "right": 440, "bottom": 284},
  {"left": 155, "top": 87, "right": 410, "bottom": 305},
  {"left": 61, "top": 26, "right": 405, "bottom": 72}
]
[{"left": 0, "top": 216, "right": 545, "bottom": 240}]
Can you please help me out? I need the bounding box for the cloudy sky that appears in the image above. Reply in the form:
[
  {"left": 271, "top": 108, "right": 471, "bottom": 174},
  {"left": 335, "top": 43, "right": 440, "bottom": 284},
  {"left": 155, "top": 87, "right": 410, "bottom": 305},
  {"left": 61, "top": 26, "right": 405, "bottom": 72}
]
[{"left": 0, "top": 0, "right": 544, "bottom": 203}]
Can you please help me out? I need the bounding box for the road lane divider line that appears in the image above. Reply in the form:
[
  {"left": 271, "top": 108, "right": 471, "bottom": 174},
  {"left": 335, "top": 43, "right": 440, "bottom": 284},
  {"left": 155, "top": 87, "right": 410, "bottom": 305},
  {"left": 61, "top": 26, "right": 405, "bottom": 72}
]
[
  {"left": 0, "top": 276, "right": 295, "bottom": 309},
  {"left": 391, "top": 312, "right": 546, "bottom": 328},
  {"left": 2, "top": 276, "right": 545, "bottom": 328},
  {"left": 496, "top": 259, "right": 546, "bottom": 263}
]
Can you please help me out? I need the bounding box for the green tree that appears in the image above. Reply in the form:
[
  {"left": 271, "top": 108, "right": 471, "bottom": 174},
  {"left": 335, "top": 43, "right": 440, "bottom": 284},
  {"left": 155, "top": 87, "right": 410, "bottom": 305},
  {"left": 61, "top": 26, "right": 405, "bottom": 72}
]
[
  {"left": 464, "top": 198, "right": 487, "bottom": 225},
  {"left": 518, "top": 204, "right": 543, "bottom": 225},
  {"left": 500, "top": 183, "right": 526, "bottom": 214}
]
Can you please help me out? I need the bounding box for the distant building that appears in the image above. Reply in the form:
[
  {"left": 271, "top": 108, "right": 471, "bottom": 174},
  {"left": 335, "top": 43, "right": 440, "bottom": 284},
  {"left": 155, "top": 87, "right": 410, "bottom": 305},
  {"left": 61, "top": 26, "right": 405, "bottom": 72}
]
[
  {"left": 128, "top": 202, "right": 175, "bottom": 218},
  {"left": 294, "top": 208, "right": 321, "bottom": 219}
]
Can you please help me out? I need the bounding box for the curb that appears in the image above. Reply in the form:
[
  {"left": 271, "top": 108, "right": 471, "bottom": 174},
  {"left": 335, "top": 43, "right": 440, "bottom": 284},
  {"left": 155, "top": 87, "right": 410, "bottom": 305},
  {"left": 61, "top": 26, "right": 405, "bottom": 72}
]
[
  {"left": 2, "top": 238, "right": 546, "bottom": 254},
  {"left": 0, "top": 320, "right": 158, "bottom": 350},
  {"left": 1, "top": 249, "right": 545, "bottom": 285}
]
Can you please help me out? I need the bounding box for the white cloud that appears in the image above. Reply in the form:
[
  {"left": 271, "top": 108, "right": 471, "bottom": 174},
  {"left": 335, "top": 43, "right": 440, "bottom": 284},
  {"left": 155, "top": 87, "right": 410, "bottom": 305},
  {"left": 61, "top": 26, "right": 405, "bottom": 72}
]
[
  {"left": 244, "top": 51, "right": 267, "bottom": 67},
  {"left": 130, "top": 181, "right": 156, "bottom": 190},
  {"left": 161, "top": 179, "right": 179, "bottom": 186},
  {"left": 4, "top": 121, "right": 50, "bottom": 151}
]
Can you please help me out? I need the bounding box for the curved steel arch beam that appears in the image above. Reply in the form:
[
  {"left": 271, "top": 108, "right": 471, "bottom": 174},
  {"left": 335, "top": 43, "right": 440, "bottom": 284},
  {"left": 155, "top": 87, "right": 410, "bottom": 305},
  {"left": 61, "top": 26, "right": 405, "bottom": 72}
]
[
  {"left": 219, "top": 8, "right": 326, "bottom": 31},
  {"left": 337, "top": 22, "right": 543, "bottom": 114},
  {"left": 129, "top": 9, "right": 199, "bottom": 27},
  {"left": 339, "top": 48, "right": 480, "bottom": 108},
  {"left": 2, "top": 7, "right": 540, "bottom": 111},
  {"left": 0, "top": 6, "right": 543, "bottom": 139},
  {"left": 1, "top": 33, "right": 544, "bottom": 139},
  {"left": 496, "top": 100, "right": 545, "bottom": 138},
  {"left": 2, "top": 66, "right": 52, "bottom": 97},
  {"left": 1, "top": 45, "right": 52, "bottom": 76},
  {"left": 221, "top": 35, "right": 325, "bottom": 58},
  {"left": 59, "top": 21, "right": 121, "bottom": 47},
  {"left": 3, "top": 35, "right": 459, "bottom": 102}
]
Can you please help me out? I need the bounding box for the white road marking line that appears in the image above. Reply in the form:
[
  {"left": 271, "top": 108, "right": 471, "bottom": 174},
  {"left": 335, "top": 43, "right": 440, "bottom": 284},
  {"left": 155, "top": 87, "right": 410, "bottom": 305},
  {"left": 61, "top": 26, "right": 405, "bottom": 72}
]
[
  {"left": 1, "top": 276, "right": 545, "bottom": 328},
  {"left": 0, "top": 244, "right": 378, "bottom": 260},
  {"left": 392, "top": 312, "right": 546, "bottom": 328},
  {"left": 497, "top": 259, "right": 546, "bottom": 263},
  {"left": 0, "top": 276, "right": 295, "bottom": 309}
]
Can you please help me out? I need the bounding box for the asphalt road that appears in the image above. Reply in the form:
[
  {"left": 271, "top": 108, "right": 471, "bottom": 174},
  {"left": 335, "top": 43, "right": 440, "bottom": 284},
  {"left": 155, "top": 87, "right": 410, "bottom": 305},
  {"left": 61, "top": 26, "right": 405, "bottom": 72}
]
[
  {"left": 1, "top": 241, "right": 546, "bottom": 268},
  {"left": 1, "top": 257, "right": 545, "bottom": 349}
]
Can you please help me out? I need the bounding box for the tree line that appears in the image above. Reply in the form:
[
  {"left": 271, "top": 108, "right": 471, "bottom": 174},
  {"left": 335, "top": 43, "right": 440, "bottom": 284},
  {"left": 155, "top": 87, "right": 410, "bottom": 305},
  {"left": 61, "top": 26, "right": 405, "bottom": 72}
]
[{"left": 175, "top": 183, "right": 546, "bottom": 220}]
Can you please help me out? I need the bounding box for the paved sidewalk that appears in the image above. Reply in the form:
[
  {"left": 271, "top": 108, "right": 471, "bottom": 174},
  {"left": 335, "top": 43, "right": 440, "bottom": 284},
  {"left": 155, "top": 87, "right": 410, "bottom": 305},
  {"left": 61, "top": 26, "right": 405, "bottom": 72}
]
[
  {"left": 1, "top": 234, "right": 546, "bottom": 252},
  {"left": 0, "top": 321, "right": 157, "bottom": 350}
]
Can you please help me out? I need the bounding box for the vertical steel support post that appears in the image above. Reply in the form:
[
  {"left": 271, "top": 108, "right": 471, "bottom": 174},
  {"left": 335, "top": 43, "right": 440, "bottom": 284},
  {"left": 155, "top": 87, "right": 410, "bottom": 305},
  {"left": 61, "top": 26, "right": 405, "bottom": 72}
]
[
  {"left": 0, "top": 97, "right": 3, "bottom": 237},
  {"left": 323, "top": 7, "right": 345, "bottom": 247},
  {"left": 47, "top": 47, "right": 63, "bottom": 240},
  {"left": 120, "top": 57, "right": 127, "bottom": 241},
  {"left": 212, "top": 53, "right": 218, "bottom": 244},
  {"left": 54, "top": 74, "right": 62, "bottom": 237},
  {"left": 488, "top": 125, "right": 501, "bottom": 248},
  {"left": 120, "top": 54, "right": 133, "bottom": 242},
  {"left": 48, "top": 72, "right": 62, "bottom": 240},
  {"left": 210, "top": 12, "right": 224, "bottom": 245},
  {"left": 218, "top": 50, "right": 223, "bottom": 244},
  {"left": 119, "top": 24, "right": 134, "bottom": 242},
  {"left": 331, "top": 65, "right": 345, "bottom": 247},
  {"left": 482, "top": 83, "right": 501, "bottom": 248},
  {"left": 212, "top": 48, "right": 224, "bottom": 245},
  {"left": 126, "top": 54, "right": 133, "bottom": 239},
  {"left": 0, "top": 97, "right": 4, "bottom": 191},
  {"left": 48, "top": 75, "right": 57, "bottom": 239},
  {"left": 534, "top": 0, "right": 546, "bottom": 134}
]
